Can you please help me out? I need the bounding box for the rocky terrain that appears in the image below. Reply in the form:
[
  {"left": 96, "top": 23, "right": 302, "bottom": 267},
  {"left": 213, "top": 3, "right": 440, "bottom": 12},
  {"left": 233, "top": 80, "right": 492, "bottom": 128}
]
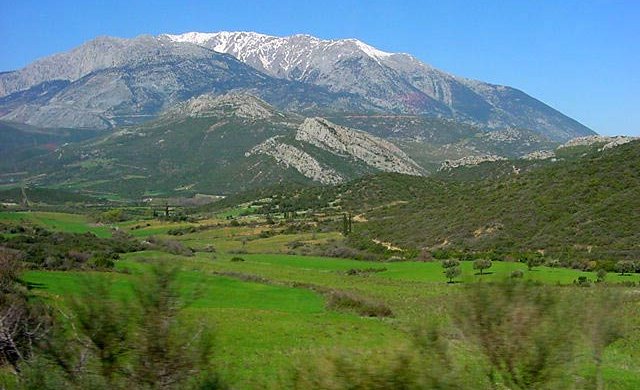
[
  {"left": 0, "top": 35, "right": 370, "bottom": 129},
  {"left": 295, "top": 118, "right": 423, "bottom": 176},
  {"left": 558, "top": 135, "right": 638, "bottom": 150},
  {"left": 246, "top": 136, "right": 344, "bottom": 185},
  {"left": 438, "top": 155, "right": 507, "bottom": 171}
]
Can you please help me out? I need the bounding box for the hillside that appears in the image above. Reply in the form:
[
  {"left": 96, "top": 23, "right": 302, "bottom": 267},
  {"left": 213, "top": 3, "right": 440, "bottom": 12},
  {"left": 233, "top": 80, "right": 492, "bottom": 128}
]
[
  {"left": 222, "top": 140, "right": 640, "bottom": 261},
  {"left": 354, "top": 141, "right": 640, "bottom": 259},
  {"left": 7, "top": 94, "right": 426, "bottom": 197},
  {"left": 0, "top": 120, "right": 101, "bottom": 177}
]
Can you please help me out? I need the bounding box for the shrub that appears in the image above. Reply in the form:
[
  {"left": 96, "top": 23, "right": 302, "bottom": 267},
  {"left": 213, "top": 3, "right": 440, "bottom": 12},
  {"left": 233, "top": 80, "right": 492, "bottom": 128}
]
[
  {"left": 146, "top": 236, "right": 194, "bottom": 257},
  {"left": 454, "top": 281, "right": 578, "bottom": 389},
  {"left": 345, "top": 267, "right": 387, "bottom": 276},
  {"left": 574, "top": 276, "right": 591, "bottom": 287},
  {"left": 510, "top": 269, "right": 524, "bottom": 279},
  {"left": 230, "top": 257, "right": 245, "bottom": 262},
  {"left": 325, "top": 290, "right": 392, "bottom": 318},
  {"left": 96, "top": 208, "right": 128, "bottom": 223},
  {"left": 546, "top": 259, "right": 561, "bottom": 268},
  {"left": 90, "top": 252, "right": 116, "bottom": 269}
]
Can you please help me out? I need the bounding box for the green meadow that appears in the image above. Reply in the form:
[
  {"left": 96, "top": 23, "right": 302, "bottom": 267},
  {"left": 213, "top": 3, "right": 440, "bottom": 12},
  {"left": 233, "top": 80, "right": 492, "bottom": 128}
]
[{"left": 4, "top": 211, "right": 640, "bottom": 388}]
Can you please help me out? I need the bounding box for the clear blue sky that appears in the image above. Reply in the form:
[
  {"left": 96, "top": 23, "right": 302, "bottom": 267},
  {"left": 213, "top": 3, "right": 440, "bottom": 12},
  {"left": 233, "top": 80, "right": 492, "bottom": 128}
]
[{"left": 1, "top": 0, "right": 638, "bottom": 136}]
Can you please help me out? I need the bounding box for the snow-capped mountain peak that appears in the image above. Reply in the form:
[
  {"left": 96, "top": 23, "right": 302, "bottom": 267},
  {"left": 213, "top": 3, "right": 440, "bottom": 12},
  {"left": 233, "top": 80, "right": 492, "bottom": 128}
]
[
  {"left": 347, "top": 38, "right": 392, "bottom": 59},
  {"left": 0, "top": 31, "right": 595, "bottom": 139}
]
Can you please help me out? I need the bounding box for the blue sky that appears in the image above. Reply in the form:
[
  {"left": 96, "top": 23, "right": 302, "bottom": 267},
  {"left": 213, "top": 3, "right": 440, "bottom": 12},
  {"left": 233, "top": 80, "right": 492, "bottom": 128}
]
[{"left": 1, "top": 0, "right": 638, "bottom": 136}]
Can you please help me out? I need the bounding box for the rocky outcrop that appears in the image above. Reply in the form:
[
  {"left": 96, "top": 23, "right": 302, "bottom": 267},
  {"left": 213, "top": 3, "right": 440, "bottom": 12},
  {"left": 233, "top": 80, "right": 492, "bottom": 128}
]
[
  {"left": 522, "top": 150, "right": 556, "bottom": 160},
  {"left": 559, "top": 135, "right": 638, "bottom": 149},
  {"left": 295, "top": 118, "right": 423, "bottom": 176},
  {"left": 164, "top": 93, "right": 277, "bottom": 120},
  {"left": 438, "top": 155, "right": 507, "bottom": 171},
  {"left": 246, "top": 137, "right": 343, "bottom": 185}
]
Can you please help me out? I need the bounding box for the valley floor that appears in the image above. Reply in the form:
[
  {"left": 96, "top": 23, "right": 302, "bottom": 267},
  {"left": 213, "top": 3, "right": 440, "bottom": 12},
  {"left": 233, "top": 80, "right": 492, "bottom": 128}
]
[{"left": 3, "top": 211, "right": 640, "bottom": 388}]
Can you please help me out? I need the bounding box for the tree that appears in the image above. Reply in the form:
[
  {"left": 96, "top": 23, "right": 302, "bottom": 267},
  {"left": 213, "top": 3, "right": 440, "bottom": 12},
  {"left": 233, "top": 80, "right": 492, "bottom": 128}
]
[
  {"left": 614, "top": 260, "right": 634, "bottom": 276},
  {"left": 473, "top": 259, "right": 492, "bottom": 275},
  {"left": 441, "top": 259, "right": 460, "bottom": 269},
  {"left": 341, "top": 213, "right": 352, "bottom": 236},
  {"left": 596, "top": 269, "right": 607, "bottom": 283},
  {"left": 441, "top": 259, "right": 461, "bottom": 283},
  {"left": 524, "top": 255, "right": 544, "bottom": 271},
  {"left": 444, "top": 266, "right": 462, "bottom": 283}
]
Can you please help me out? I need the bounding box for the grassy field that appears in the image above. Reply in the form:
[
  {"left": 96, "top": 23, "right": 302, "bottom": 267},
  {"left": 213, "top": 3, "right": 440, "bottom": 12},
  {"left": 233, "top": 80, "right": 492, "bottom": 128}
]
[
  {"left": 5, "top": 211, "right": 640, "bottom": 388},
  {"left": 0, "top": 211, "right": 113, "bottom": 237},
  {"left": 22, "top": 260, "right": 405, "bottom": 388}
]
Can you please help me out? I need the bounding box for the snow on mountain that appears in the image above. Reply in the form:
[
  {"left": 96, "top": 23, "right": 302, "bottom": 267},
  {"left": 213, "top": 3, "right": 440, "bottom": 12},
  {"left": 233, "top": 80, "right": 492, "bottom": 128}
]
[
  {"left": 0, "top": 31, "right": 595, "bottom": 140},
  {"left": 158, "top": 31, "right": 594, "bottom": 140}
]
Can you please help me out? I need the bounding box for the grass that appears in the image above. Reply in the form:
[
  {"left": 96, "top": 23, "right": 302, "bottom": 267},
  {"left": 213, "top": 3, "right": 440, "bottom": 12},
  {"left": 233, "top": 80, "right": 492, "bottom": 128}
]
[
  {"left": 21, "top": 257, "right": 405, "bottom": 388},
  {"left": 0, "top": 211, "right": 113, "bottom": 237},
  {"left": 7, "top": 210, "right": 640, "bottom": 388}
]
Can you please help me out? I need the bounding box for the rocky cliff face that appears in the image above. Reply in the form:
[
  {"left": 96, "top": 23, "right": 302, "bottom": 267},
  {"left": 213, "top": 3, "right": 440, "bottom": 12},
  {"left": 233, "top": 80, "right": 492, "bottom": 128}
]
[
  {"left": 295, "top": 118, "right": 423, "bottom": 176},
  {"left": 246, "top": 136, "right": 344, "bottom": 185}
]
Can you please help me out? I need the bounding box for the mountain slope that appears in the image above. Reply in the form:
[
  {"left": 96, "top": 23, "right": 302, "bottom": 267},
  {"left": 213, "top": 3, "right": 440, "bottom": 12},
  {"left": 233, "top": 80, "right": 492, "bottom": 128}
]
[
  {"left": 0, "top": 120, "right": 101, "bottom": 175},
  {"left": 0, "top": 35, "right": 372, "bottom": 129},
  {"left": 162, "top": 31, "right": 594, "bottom": 141},
  {"left": 1, "top": 32, "right": 593, "bottom": 141},
  {"left": 7, "top": 94, "right": 422, "bottom": 196}
]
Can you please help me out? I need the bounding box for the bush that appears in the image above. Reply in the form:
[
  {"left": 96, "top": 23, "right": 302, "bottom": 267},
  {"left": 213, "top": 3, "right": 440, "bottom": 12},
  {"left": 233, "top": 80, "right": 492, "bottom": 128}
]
[
  {"left": 95, "top": 208, "right": 128, "bottom": 223},
  {"left": 230, "top": 257, "right": 245, "bottom": 262},
  {"left": 325, "top": 290, "right": 392, "bottom": 318},
  {"left": 146, "top": 236, "right": 194, "bottom": 257},
  {"left": 574, "top": 276, "right": 591, "bottom": 287},
  {"left": 510, "top": 269, "right": 524, "bottom": 279},
  {"left": 345, "top": 267, "right": 387, "bottom": 276},
  {"left": 90, "top": 252, "right": 117, "bottom": 269}
]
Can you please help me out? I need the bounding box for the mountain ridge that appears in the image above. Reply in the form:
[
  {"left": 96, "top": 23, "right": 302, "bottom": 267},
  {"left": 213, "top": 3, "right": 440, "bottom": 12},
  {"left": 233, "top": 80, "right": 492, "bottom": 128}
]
[{"left": 0, "top": 31, "right": 594, "bottom": 141}]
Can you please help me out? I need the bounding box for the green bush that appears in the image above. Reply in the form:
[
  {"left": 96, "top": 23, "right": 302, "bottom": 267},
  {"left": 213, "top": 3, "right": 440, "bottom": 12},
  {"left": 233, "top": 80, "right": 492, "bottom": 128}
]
[{"left": 325, "top": 290, "right": 392, "bottom": 318}]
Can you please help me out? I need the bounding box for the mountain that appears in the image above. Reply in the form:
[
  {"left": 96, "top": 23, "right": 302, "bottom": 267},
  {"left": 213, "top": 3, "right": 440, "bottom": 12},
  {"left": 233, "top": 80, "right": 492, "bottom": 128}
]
[
  {"left": 7, "top": 94, "right": 422, "bottom": 196},
  {"left": 162, "top": 31, "right": 594, "bottom": 141},
  {"left": 1, "top": 32, "right": 593, "bottom": 141},
  {"left": 0, "top": 35, "right": 371, "bottom": 129}
]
